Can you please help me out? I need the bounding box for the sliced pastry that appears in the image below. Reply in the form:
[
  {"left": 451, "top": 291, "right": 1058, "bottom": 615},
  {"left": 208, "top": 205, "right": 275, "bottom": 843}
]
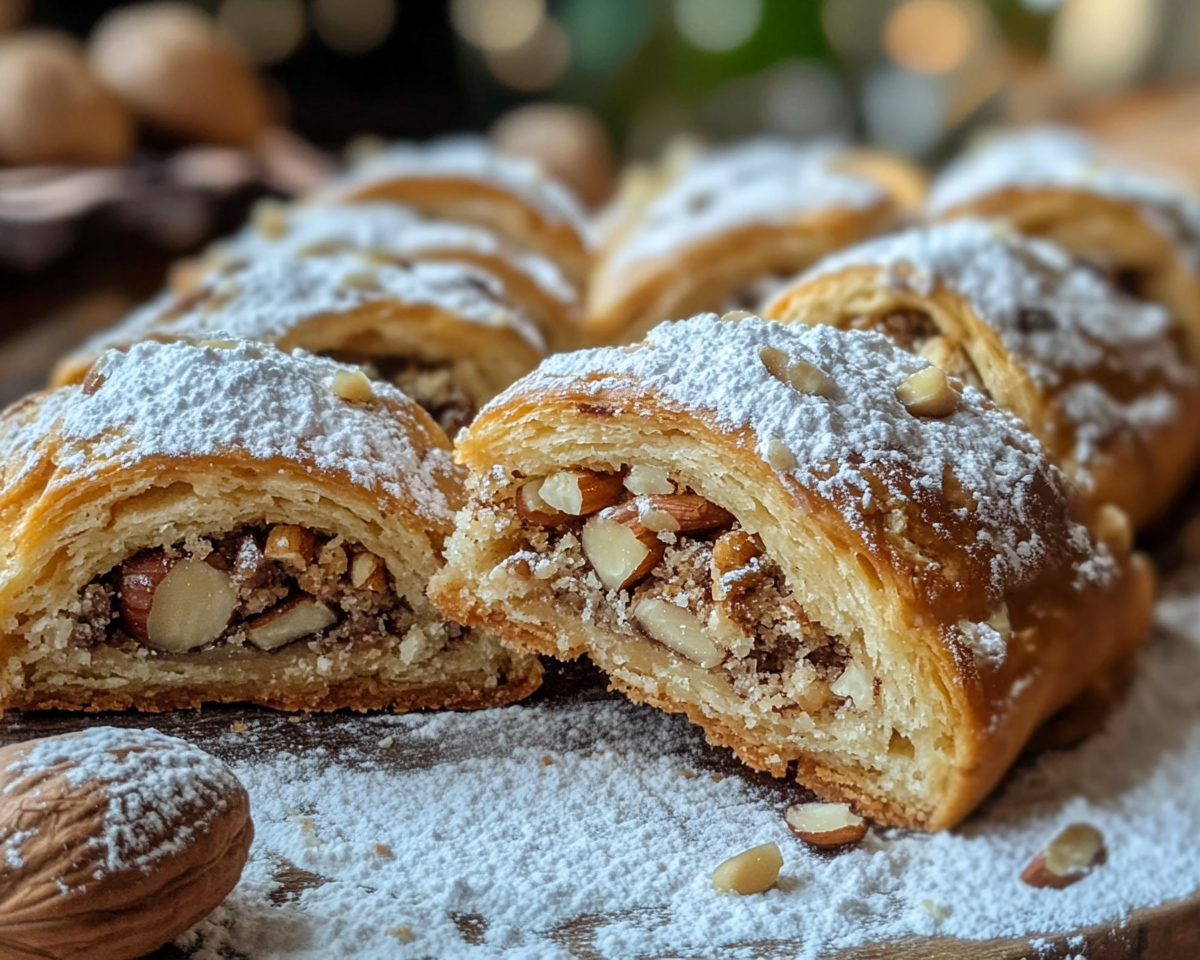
[
  {"left": 585, "top": 139, "right": 923, "bottom": 343},
  {"left": 170, "top": 200, "right": 584, "bottom": 351},
  {"left": 51, "top": 251, "right": 545, "bottom": 436},
  {"left": 763, "top": 219, "right": 1200, "bottom": 527},
  {"left": 0, "top": 338, "right": 542, "bottom": 712},
  {"left": 428, "top": 314, "right": 1153, "bottom": 830},
  {"left": 928, "top": 125, "right": 1200, "bottom": 361},
  {"left": 317, "top": 136, "right": 594, "bottom": 286}
]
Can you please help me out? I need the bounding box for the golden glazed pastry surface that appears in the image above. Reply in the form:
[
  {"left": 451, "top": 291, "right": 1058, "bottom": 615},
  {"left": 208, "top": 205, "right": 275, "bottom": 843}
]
[
  {"left": 429, "top": 315, "right": 1152, "bottom": 830},
  {"left": 764, "top": 219, "right": 1200, "bottom": 528},
  {"left": 0, "top": 339, "right": 540, "bottom": 713}
]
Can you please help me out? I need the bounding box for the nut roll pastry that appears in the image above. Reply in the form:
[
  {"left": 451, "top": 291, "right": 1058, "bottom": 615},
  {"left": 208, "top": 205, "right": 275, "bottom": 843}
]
[
  {"left": 585, "top": 139, "right": 922, "bottom": 343},
  {"left": 0, "top": 339, "right": 541, "bottom": 712},
  {"left": 429, "top": 315, "right": 1152, "bottom": 829}
]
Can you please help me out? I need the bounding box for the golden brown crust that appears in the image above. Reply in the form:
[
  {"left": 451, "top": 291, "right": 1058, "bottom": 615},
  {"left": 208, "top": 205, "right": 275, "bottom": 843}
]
[{"left": 0, "top": 656, "right": 544, "bottom": 714}]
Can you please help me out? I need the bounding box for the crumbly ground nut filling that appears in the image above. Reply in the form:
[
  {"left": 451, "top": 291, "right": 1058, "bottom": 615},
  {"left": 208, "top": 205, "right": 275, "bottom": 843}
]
[
  {"left": 502, "top": 472, "right": 856, "bottom": 719},
  {"left": 66, "top": 525, "right": 457, "bottom": 655}
]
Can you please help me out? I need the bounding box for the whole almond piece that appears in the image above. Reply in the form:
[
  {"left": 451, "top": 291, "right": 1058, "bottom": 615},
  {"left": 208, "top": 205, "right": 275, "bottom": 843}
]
[
  {"left": 537, "top": 469, "right": 625, "bottom": 516},
  {"left": 603, "top": 494, "right": 734, "bottom": 535},
  {"left": 1022, "top": 824, "right": 1106, "bottom": 889},
  {"left": 581, "top": 513, "right": 664, "bottom": 591},
  {"left": 245, "top": 596, "right": 337, "bottom": 651},
  {"left": 0, "top": 727, "right": 253, "bottom": 960},
  {"left": 515, "top": 479, "right": 570, "bottom": 526},
  {"left": 711, "top": 842, "right": 783, "bottom": 894},
  {"left": 784, "top": 802, "right": 868, "bottom": 848}
]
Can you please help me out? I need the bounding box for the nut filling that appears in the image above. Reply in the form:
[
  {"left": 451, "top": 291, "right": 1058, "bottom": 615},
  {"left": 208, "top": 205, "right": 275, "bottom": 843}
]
[
  {"left": 329, "top": 352, "right": 475, "bottom": 436},
  {"left": 64, "top": 525, "right": 447, "bottom": 655},
  {"left": 504, "top": 470, "right": 871, "bottom": 718}
]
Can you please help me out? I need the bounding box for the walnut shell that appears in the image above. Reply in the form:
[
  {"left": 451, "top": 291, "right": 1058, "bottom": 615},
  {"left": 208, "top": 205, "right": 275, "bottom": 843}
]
[{"left": 0, "top": 727, "right": 253, "bottom": 960}]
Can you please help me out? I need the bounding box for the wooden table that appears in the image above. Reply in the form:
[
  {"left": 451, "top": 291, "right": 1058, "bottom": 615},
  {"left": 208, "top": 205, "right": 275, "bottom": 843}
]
[{"left": 1, "top": 307, "right": 1198, "bottom": 960}]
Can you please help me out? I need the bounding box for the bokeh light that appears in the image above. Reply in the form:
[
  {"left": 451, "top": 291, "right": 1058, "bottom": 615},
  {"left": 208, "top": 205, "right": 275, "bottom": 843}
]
[
  {"left": 1052, "top": 0, "right": 1162, "bottom": 91},
  {"left": 673, "top": 0, "right": 763, "bottom": 53},
  {"left": 863, "top": 66, "right": 945, "bottom": 153},
  {"left": 312, "top": 0, "right": 396, "bottom": 54},
  {"left": 762, "top": 60, "right": 850, "bottom": 138},
  {"left": 451, "top": 0, "right": 546, "bottom": 53},
  {"left": 821, "top": 0, "right": 890, "bottom": 59},
  {"left": 217, "top": 0, "right": 306, "bottom": 65},
  {"left": 884, "top": 0, "right": 977, "bottom": 75},
  {"left": 484, "top": 16, "right": 570, "bottom": 92}
]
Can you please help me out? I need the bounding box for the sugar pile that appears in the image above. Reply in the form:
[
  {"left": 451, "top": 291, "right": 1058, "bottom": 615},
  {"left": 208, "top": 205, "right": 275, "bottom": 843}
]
[{"left": 150, "top": 565, "right": 1200, "bottom": 959}]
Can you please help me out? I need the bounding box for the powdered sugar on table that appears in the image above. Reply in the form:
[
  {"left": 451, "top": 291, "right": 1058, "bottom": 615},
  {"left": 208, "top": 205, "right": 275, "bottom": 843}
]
[{"left": 135, "top": 562, "right": 1200, "bottom": 958}]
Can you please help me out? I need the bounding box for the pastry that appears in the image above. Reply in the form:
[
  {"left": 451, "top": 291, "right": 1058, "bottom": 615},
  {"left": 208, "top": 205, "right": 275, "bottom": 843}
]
[
  {"left": 763, "top": 219, "right": 1200, "bottom": 527},
  {"left": 88, "top": 2, "right": 269, "bottom": 147},
  {"left": 317, "top": 136, "right": 593, "bottom": 286},
  {"left": 171, "top": 200, "right": 584, "bottom": 351},
  {"left": 584, "top": 139, "right": 923, "bottom": 344},
  {"left": 0, "top": 31, "right": 133, "bottom": 166},
  {"left": 428, "top": 314, "right": 1153, "bottom": 830},
  {"left": 0, "top": 338, "right": 541, "bottom": 713},
  {"left": 927, "top": 125, "right": 1200, "bottom": 361},
  {"left": 585, "top": 136, "right": 921, "bottom": 343},
  {"left": 51, "top": 251, "right": 546, "bottom": 436}
]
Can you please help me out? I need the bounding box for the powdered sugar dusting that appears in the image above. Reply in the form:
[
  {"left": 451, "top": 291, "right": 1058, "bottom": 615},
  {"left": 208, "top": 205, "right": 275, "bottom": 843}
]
[
  {"left": 164, "top": 573, "right": 1200, "bottom": 957},
  {"left": 799, "top": 220, "right": 1194, "bottom": 471},
  {"left": 329, "top": 136, "right": 594, "bottom": 245},
  {"left": 3, "top": 727, "right": 240, "bottom": 878},
  {"left": 1, "top": 340, "right": 458, "bottom": 520},
  {"left": 80, "top": 252, "right": 546, "bottom": 360},
  {"left": 487, "top": 315, "right": 1109, "bottom": 601},
  {"left": 927, "top": 126, "right": 1200, "bottom": 273},
  {"left": 606, "top": 139, "right": 886, "bottom": 272},
  {"left": 212, "top": 202, "right": 579, "bottom": 306}
]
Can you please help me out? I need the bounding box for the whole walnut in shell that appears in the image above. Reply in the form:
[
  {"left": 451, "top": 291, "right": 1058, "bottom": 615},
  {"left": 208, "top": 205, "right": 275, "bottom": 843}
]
[{"left": 0, "top": 726, "right": 253, "bottom": 960}]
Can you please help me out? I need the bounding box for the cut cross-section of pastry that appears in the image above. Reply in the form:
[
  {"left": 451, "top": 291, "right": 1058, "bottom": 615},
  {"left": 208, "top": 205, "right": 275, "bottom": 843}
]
[
  {"left": 170, "top": 201, "right": 584, "bottom": 351},
  {"left": 927, "top": 125, "right": 1200, "bottom": 362},
  {"left": 50, "top": 251, "right": 545, "bottom": 437},
  {"left": 763, "top": 219, "right": 1200, "bottom": 528},
  {"left": 316, "top": 135, "right": 594, "bottom": 286},
  {"left": 584, "top": 139, "right": 924, "bottom": 344},
  {"left": 0, "top": 339, "right": 541, "bottom": 713},
  {"left": 428, "top": 315, "right": 1153, "bottom": 830}
]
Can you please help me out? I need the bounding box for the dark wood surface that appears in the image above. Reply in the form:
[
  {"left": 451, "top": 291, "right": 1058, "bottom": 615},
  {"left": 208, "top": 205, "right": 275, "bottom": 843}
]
[{"left": 1, "top": 310, "right": 1198, "bottom": 960}]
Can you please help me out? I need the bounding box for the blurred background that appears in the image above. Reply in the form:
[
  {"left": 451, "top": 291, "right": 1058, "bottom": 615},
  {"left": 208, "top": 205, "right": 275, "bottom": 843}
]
[{"left": 2, "top": 0, "right": 1199, "bottom": 348}]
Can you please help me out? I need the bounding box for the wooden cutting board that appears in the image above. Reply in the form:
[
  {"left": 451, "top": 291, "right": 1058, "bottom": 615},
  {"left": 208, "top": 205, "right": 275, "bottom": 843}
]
[{"left": 1, "top": 301, "right": 1199, "bottom": 960}]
